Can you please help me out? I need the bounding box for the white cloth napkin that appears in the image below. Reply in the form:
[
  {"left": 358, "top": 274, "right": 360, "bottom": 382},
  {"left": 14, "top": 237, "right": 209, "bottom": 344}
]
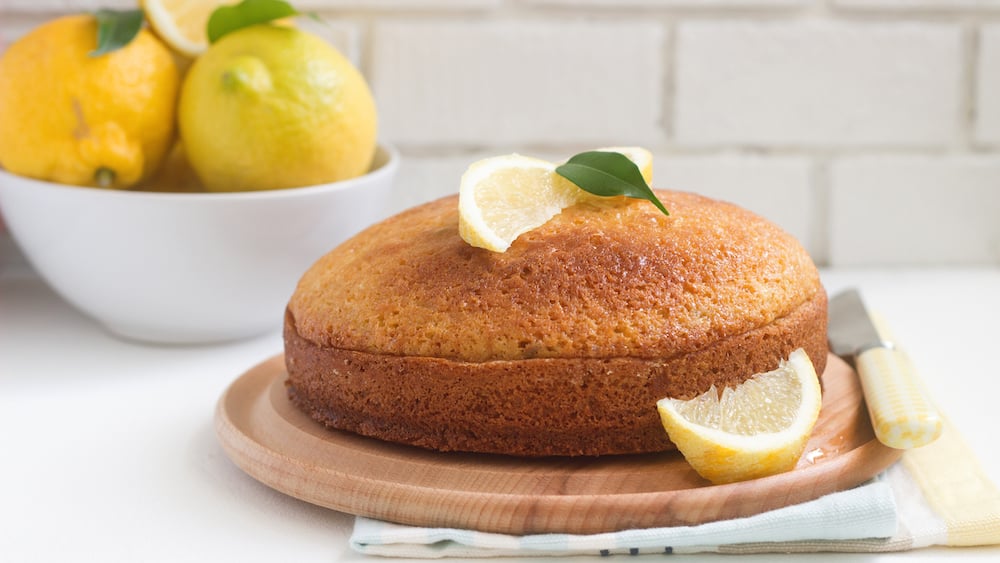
[
  {"left": 349, "top": 418, "right": 1000, "bottom": 557},
  {"left": 351, "top": 474, "right": 896, "bottom": 557}
]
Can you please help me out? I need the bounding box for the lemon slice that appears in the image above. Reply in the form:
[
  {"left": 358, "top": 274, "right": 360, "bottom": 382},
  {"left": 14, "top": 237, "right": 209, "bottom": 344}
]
[
  {"left": 656, "top": 348, "right": 822, "bottom": 485},
  {"left": 141, "top": 0, "right": 229, "bottom": 57},
  {"left": 594, "top": 146, "right": 654, "bottom": 184},
  {"left": 458, "top": 154, "right": 579, "bottom": 252}
]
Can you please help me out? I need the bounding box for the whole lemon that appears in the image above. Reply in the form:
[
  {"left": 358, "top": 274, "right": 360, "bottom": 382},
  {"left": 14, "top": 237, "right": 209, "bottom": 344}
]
[
  {"left": 0, "top": 15, "right": 180, "bottom": 189},
  {"left": 179, "top": 25, "right": 378, "bottom": 192}
]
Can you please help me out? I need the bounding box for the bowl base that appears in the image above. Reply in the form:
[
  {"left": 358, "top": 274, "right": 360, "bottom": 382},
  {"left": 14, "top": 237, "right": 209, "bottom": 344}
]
[{"left": 101, "top": 320, "right": 278, "bottom": 346}]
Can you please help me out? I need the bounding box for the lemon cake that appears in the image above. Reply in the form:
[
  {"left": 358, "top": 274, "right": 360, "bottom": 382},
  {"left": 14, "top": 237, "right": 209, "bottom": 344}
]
[{"left": 283, "top": 191, "right": 828, "bottom": 456}]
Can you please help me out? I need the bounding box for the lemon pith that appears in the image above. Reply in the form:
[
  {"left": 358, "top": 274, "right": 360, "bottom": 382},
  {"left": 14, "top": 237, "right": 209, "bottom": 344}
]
[{"left": 656, "top": 348, "right": 822, "bottom": 485}]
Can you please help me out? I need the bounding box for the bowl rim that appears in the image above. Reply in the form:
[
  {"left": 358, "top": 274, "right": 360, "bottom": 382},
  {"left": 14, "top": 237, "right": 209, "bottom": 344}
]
[{"left": 0, "top": 141, "right": 400, "bottom": 202}]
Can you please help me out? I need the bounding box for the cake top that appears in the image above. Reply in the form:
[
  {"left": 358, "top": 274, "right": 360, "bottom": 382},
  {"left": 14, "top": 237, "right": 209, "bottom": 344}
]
[{"left": 288, "top": 190, "right": 822, "bottom": 362}]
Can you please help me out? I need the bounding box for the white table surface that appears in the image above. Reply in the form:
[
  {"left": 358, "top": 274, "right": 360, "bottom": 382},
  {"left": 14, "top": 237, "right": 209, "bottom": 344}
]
[{"left": 2, "top": 250, "right": 999, "bottom": 562}]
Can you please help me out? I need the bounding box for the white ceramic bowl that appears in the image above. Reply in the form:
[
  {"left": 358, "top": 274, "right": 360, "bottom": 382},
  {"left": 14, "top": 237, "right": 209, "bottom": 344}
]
[{"left": 0, "top": 143, "right": 399, "bottom": 344}]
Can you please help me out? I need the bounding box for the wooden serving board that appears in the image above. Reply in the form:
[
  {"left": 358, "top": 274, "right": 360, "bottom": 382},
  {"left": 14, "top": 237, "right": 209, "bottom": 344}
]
[{"left": 215, "top": 353, "right": 902, "bottom": 535}]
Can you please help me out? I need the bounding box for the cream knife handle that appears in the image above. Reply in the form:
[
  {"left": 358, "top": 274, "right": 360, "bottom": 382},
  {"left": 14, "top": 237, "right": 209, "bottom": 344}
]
[{"left": 855, "top": 344, "right": 943, "bottom": 449}]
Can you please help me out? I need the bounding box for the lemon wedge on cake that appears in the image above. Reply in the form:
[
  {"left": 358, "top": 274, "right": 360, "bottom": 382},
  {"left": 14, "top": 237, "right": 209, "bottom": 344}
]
[{"left": 458, "top": 154, "right": 578, "bottom": 253}]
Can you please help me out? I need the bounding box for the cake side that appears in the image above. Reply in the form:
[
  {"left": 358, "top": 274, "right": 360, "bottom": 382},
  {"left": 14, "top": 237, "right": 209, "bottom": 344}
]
[{"left": 284, "top": 290, "right": 828, "bottom": 457}]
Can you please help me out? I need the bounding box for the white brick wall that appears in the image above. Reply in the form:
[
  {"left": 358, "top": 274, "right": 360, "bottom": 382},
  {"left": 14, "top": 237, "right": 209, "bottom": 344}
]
[
  {"left": 830, "top": 157, "right": 1000, "bottom": 265},
  {"left": 834, "top": 0, "right": 1000, "bottom": 8},
  {"left": 2, "top": 0, "right": 999, "bottom": 266},
  {"left": 977, "top": 25, "right": 1000, "bottom": 145},
  {"left": 652, "top": 156, "right": 816, "bottom": 255},
  {"left": 675, "top": 21, "right": 962, "bottom": 148},
  {"left": 371, "top": 20, "right": 665, "bottom": 147}
]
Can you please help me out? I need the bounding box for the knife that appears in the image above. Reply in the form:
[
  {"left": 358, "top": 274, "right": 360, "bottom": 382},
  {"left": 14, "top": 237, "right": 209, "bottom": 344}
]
[{"left": 828, "top": 289, "right": 942, "bottom": 449}]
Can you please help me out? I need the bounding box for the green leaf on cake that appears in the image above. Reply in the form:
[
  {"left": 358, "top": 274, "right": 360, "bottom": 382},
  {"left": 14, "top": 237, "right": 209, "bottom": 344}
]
[{"left": 555, "top": 151, "right": 669, "bottom": 216}]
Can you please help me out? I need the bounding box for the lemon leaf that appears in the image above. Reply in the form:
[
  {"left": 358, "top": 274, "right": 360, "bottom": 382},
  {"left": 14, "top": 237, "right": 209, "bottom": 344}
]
[
  {"left": 556, "top": 151, "right": 669, "bottom": 216},
  {"left": 90, "top": 9, "right": 144, "bottom": 57},
  {"left": 207, "top": 0, "right": 299, "bottom": 43}
]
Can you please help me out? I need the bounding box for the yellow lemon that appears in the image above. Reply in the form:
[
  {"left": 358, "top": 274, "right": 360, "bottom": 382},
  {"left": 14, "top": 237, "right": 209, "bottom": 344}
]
[
  {"left": 0, "top": 15, "right": 180, "bottom": 189},
  {"left": 178, "top": 24, "right": 377, "bottom": 192},
  {"left": 656, "top": 348, "right": 823, "bottom": 485}
]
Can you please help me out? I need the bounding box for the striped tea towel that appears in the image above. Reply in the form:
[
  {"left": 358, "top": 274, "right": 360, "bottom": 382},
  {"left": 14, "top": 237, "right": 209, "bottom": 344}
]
[{"left": 350, "top": 417, "right": 1000, "bottom": 557}]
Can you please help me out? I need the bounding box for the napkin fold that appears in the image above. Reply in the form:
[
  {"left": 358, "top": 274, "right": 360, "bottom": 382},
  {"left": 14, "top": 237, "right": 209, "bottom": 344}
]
[{"left": 350, "top": 417, "right": 1000, "bottom": 557}]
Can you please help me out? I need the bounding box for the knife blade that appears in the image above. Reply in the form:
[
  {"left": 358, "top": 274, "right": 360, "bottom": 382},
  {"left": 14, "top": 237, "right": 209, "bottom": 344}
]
[{"left": 828, "top": 289, "right": 942, "bottom": 449}]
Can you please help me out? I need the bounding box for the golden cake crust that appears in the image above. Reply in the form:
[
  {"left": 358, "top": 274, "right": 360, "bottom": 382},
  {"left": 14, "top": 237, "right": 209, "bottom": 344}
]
[{"left": 285, "top": 190, "right": 828, "bottom": 456}]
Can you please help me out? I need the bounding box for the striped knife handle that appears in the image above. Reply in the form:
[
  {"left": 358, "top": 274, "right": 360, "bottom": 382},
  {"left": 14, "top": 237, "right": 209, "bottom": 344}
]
[{"left": 855, "top": 343, "right": 943, "bottom": 449}]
